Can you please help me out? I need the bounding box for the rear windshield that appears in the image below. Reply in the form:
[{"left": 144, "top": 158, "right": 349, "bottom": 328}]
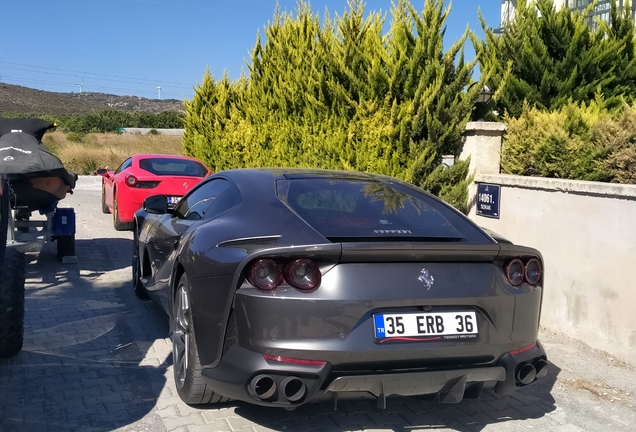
[
  {"left": 139, "top": 158, "right": 207, "bottom": 177},
  {"left": 284, "top": 178, "right": 488, "bottom": 242}
]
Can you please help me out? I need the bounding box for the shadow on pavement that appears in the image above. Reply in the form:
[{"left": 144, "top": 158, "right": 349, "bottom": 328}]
[
  {"left": 2, "top": 231, "right": 560, "bottom": 432},
  {"left": 0, "top": 238, "right": 170, "bottom": 432}
]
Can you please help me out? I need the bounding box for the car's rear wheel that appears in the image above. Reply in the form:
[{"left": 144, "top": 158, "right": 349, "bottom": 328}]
[
  {"left": 132, "top": 228, "right": 148, "bottom": 299},
  {"left": 113, "top": 190, "right": 133, "bottom": 231},
  {"left": 101, "top": 182, "right": 110, "bottom": 214},
  {"left": 172, "top": 273, "right": 228, "bottom": 405}
]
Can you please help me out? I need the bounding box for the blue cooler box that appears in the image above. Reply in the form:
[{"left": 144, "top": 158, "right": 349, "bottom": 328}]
[{"left": 53, "top": 208, "right": 76, "bottom": 237}]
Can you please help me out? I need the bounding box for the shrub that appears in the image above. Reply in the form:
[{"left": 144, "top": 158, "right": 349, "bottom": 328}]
[
  {"left": 502, "top": 101, "right": 636, "bottom": 183},
  {"left": 65, "top": 132, "right": 85, "bottom": 143}
]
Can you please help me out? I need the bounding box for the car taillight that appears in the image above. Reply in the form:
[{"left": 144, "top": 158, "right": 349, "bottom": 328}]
[
  {"left": 125, "top": 175, "right": 138, "bottom": 187},
  {"left": 247, "top": 259, "right": 283, "bottom": 291},
  {"left": 283, "top": 259, "right": 321, "bottom": 290},
  {"left": 505, "top": 259, "right": 525, "bottom": 286},
  {"left": 247, "top": 258, "right": 322, "bottom": 291},
  {"left": 525, "top": 258, "right": 542, "bottom": 285},
  {"left": 505, "top": 258, "right": 542, "bottom": 286}
]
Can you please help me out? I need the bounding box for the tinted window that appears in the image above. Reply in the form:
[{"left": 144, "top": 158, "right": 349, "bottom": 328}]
[
  {"left": 285, "top": 179, "right": 483, "bottom": 242},
  {"left": 139, "top": 158, "right": 207, "bottom": 177},
  {"left": 174, "top": 179, "right": 231, "bottom": 220},
  {"left": 115, "top": 158, "right": 133, "bottom": 174}
]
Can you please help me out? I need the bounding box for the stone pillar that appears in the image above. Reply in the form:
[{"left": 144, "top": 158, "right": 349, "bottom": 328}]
[{"left": 459, "top": 121, "right": 506, "bottom": 176}]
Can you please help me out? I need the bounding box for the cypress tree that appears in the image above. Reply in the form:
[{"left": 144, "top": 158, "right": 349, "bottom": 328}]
[
  {"left": 475, "top": 0, "right": 636, "bottom": 118},
  {"left": 183, "top": 0, "right": 483, "bottom": 212}
]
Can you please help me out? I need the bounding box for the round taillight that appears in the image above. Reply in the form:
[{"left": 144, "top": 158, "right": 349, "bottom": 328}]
[
  {"left": 125, "top": 175, "right": 138, "bottom": 187},
  {"left": 505, "top": 259, "right": 525, "bottom": 286},
  {"left": 525, "top": 258, "right": 542, "bottom": 285},
  {"left": 283, "top": 259, "right": 321, "bottom": 291},
  {"left": 248, "top": 259, "right": 283, "bottom": 291}
]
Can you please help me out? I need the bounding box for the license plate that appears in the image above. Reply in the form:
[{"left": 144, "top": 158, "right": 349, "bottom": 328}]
[
  {"left": 167, "top": 196, "right": 181, "bottom": 205},
  {"left": 373, "top": 311, "right": 478, "bottom": 342}
]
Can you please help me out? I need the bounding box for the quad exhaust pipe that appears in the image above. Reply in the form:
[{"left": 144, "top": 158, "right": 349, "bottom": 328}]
[
  {"left": 534, "top": 359, "right": 549, "bottom": 379},
  {"left": 281, "top": 376, "right": 307, "bottom": 402},
  {"left": 248, "top": 374, "right": 309, "bottom": 403},
  {"left": 516, "top": 358, "right": 549, "bottom": 386},
  {"left": 516, "top": 363, "right": 536, "bottom": 385},
  {"left": 249, "top": 374, "right": 277, "bottom": 400}
]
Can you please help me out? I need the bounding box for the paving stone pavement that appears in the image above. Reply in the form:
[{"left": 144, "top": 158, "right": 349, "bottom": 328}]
[{"left": 1, "top": 175, "right": 635, "bottom": 432}]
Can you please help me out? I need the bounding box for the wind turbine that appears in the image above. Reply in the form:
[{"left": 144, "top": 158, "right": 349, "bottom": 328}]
[
  {"left": 77, "top": 77, "right": 84, "bottom": 94},
  {"left": 157, "top": 85, "right": 162, "bottom": 100}
]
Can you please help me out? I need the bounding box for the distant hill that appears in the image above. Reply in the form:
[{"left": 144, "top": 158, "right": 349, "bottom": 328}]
[{"left": 0, "top": 82, "right": 185, "bottom": 116}]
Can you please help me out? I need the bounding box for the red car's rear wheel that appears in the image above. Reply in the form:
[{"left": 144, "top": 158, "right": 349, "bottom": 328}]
[{"left": 113, "top": 189, "right": 133, "bottom": 231}]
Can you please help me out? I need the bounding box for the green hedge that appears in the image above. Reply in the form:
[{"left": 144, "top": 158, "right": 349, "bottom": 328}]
[{"left": 503, "top": 101, "right": 636, "bottom": 183}]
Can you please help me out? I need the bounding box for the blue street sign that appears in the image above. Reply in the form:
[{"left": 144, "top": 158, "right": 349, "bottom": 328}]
[{"left": 476, "top": 183, "right": 500, "bottom": 219}]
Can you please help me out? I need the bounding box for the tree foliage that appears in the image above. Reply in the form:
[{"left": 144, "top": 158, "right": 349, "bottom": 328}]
[
  {"left": 475, "top": 0, "right": 636, "bottom": 118},
  {"left": 502, "top": 99, "right": 636, "bottom": 183},
  {"left": 184, "top": 0, "right": 484, "bottom": 212}
]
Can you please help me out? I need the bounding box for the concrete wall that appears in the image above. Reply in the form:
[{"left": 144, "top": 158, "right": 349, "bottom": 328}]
[{"left": 460, "top": 122, "right": 636, "bottom": 365}]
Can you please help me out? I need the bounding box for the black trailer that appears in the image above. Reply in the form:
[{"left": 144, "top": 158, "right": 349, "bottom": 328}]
[{"left": 0, "top": 117, "right": 77, "bottom": 260}]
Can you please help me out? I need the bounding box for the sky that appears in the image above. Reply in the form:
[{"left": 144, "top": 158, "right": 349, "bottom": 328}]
[{"left": 0, "top": 0, "right": 501, "bottom": 101}]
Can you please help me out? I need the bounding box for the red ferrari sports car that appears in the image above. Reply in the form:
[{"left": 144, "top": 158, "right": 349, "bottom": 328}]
[{"left": 97, "top": 154, "right": 211, "bottom": 230}]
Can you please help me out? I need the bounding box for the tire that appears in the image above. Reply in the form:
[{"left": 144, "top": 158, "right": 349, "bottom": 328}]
[
  {"left": 57, "top": 234, "right": 75, "bottom": 259},
  {"left": 132, "top": 228, "right": 149, "bottom": 300},
  {"left": 101, "top": 182, "right": 111, "bottom": 214},
  {"left": 113, "top": 190, "right": 133, "bottom": 231},
  {"left": 0, "top": 248, "right": 26, "bottom": 358},
  {"left": 172, "top": 273, "right": 229, "bottom": 405}
]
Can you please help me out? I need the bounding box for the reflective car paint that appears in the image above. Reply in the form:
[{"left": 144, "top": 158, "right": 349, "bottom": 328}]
[
  {"left": 99, "top": 154, "right": 211, "bottom": 224},
  {"left": 133, "top": 168, "right": 547, "bottom": 407}
]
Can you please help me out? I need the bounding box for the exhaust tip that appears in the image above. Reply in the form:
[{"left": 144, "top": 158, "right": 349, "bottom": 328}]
[
  {"left": 249, "top": 374, "right": 277, "bottom": 400},
  {"left": 516, "top": 363, "right": 537, "bottom": 386},
  {"left": 281, "top": 376, "right": 307, "bottom": 402},
  {"left": 534, "top": 359, "right": 549, "bottom": 379}
]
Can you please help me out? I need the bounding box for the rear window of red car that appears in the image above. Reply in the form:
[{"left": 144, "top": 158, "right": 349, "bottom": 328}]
[
  {"left": 284, "top": 178, "right": 490, "bottom": 243},
  {"left": 139, "top": 158, "right": 207, "bottom": 177}
]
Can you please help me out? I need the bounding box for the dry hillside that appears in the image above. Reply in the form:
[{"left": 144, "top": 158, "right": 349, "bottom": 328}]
[{"left": 0, "top": 82, "right": 185, "bottom": 115}]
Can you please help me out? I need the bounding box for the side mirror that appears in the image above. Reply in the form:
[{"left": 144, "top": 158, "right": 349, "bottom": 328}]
[
  {"left": 143, "top": 195, "right": 168, "bottom": 215},
  {"left": 95, "top": 169, "right": 108, "bottom": 176}
]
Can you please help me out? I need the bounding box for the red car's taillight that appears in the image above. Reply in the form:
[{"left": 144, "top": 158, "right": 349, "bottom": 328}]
[
  {"left": 525, "top": 258, "right": 542, "bottom": 285},
  {"left": 247, "top": 259, "right": 283, "bottom": 291},
  {"left": 247, "top": 258, "right": 321, "bottom": 291},
  {"left": 504, "top": 259, "right": 525, "bottom": 286},
  {"left": 125, "top": 175, "right": 138, "bottom": 187},
  {"left": 283, "top": 259, "right": 321, "bottom": 291}
]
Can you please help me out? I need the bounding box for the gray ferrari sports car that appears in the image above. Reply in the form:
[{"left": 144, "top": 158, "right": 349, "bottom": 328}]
[{"left": 132, "top": 168, "right": 548, "bottom": 408}]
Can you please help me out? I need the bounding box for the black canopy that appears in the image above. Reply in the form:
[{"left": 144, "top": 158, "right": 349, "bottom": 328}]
[{"left": 0, "top": 117, "right": 55, "bottom": 142}]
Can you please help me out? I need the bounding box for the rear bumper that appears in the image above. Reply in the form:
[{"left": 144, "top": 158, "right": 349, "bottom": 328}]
[{"left": 201, "top": 341, "right": 548, "bottom": 408}]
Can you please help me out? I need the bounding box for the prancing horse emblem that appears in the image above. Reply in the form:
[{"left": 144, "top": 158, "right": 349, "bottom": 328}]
[
  {"left": 418, "top": 268, "right": 434, "bottom": 290},
  {"left": 183, "top": 182, "right": 188, "bottom": 189}
]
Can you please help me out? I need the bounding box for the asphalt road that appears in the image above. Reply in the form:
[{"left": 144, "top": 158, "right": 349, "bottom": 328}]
[{"left": 1, "top": 175, "right": 635, "bottom": 432}]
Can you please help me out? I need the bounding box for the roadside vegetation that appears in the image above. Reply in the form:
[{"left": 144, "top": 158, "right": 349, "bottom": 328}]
[
  {"left": 476, "top": 0, "right": 636, "bottom": 184},
  {"left": 42, "top": 131, "right": 183, "bottom": 175},
  {"left": 4, "top": 110, "right": 184, "bottom": 134},
  {"left": 184, "top": 0, "right": 484, "bottom": 213}
]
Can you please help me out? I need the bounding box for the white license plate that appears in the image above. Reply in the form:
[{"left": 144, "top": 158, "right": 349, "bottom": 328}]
[
  {"left": 167, "top": 196, "right": 181, "bottom": 205},
  {"left": 374, "top": 311, "right": 478, "bottom": 342}
]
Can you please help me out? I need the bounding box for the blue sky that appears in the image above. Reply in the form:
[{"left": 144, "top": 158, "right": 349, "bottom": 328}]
[{"left": 0, "top": 0, "right": 500, "bottom": 101}]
